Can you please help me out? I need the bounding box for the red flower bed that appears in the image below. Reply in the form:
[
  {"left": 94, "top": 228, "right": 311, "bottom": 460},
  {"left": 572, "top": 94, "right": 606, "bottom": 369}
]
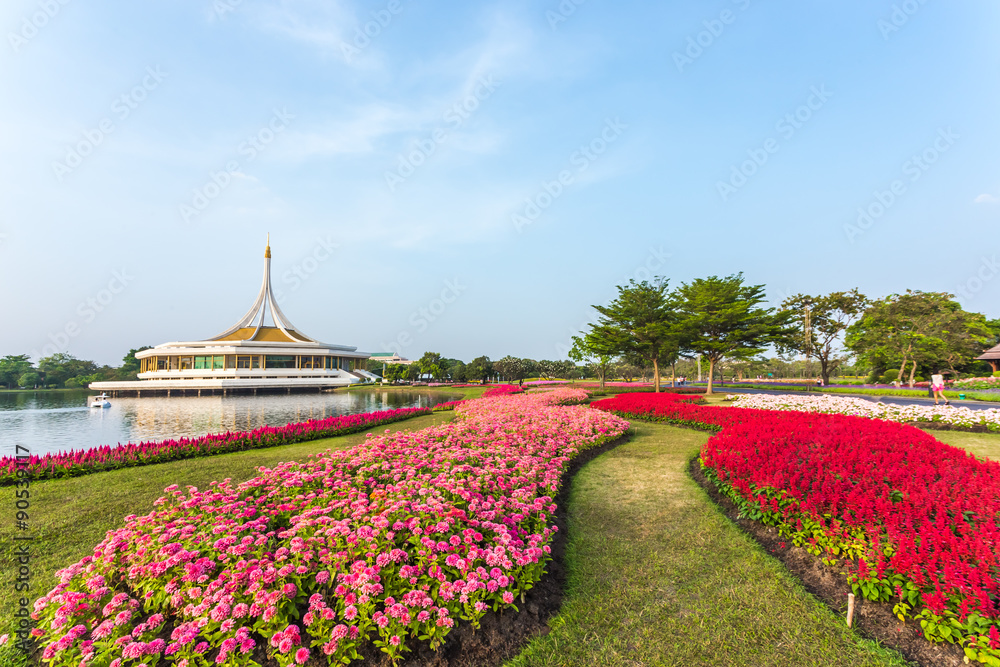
[
  {"left": 591, "top": 394, "right": 1000, "bottom": 660},
  {"left": 0, "top": 408, "right": 430, "bottom": 485}
]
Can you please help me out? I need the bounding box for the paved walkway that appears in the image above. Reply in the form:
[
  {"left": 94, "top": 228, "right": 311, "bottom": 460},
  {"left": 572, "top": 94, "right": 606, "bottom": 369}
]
[{"left": 714, "top": 386, "right": 1000, "bottom": 411}]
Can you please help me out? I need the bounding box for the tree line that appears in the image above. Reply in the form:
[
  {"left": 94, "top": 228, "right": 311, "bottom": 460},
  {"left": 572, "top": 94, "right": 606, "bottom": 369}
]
[
  {"left": 570, "top": 274, "right": 999, "bottom": 394},
  {"left": 0, "top": 348, "right": 151, "bottom": 389}
]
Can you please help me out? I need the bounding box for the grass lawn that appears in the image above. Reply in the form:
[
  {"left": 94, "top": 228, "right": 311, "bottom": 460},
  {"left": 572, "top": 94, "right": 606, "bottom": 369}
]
[
  {"left": 0, "top": 411, "right": 455, "bottom": 630},
  {"left": 922, "top": 428, "right": 1000, "bottom": 461},
  {"left": 508, "top": 421, "right": 910, "bottom": 667}
]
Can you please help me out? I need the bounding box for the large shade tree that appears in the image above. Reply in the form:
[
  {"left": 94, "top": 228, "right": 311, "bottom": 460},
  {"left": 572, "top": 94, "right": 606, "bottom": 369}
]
[
  {"left": 675, "top": 273, "right": 794, "bottom": 395},
  {"left": 579, "top": 279, "right": 679, "bottom": 392},
  {"left": 0, "top": 354, "right": 33, "bottom": 389},
  {"left": 778, "top": 289, "right": 868, "bottom": 385},
  {"left": 465, "top": 356, "right": 493, "bottom": 384},
  {"left": 847, "top": 291, "right": 991, "bottom": 386},
  {"left": 493, "top": 356, "right": 531, "bottom": 385}
]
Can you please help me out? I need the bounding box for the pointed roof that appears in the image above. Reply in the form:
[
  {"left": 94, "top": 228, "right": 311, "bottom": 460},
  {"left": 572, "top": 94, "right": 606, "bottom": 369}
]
[
  {"left": 209, "top": 237, "right": 318, "bottom": 344},
  {"left": 976, "top": 343, "right": 1000, "bottom": 361}
]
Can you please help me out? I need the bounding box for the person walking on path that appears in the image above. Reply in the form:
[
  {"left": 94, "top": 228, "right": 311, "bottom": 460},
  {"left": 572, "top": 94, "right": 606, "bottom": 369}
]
[{"left": 931, "top": 372, "right": 950, "bottom": 406}]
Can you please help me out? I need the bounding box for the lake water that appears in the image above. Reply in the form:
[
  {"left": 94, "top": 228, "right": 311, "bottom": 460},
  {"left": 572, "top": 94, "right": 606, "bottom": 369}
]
[{"left": 0, "top": 389, "right": 458, "bottom": 458}]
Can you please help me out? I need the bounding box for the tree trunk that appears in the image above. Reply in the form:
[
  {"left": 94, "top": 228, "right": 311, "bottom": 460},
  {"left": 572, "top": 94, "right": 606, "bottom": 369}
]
[
  {"left": 908, "top": 359, "right": 917, "bottom": 388},
  {"left": 697, "top": 355, "right": 702, "bottom": 382},
  {"left": 706, "top": 358, "right": 715, "bottom": 395},
  {"left": 653, "top": 358, "right": 660, "bottom": 393},
  {"left": 820, "top": 356, "right": 830, "bottom": 387},
  {"left": 599, "top": 366, "right": 606, "bottom": 389},
  {"left": 896, "top": 356, "right": 908, "bottom": 387},
  {"left": 671, "top": 362, "right": 676, "bottom": 388}
]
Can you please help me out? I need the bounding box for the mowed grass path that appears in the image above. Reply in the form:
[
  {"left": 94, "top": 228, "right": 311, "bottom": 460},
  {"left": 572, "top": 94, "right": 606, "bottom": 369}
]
[
  {"left": 508, "top": 421, "right": 911, "bottom": 667},
  {"left": 0, "top": 411, "right": 456, "bottom": 621}
]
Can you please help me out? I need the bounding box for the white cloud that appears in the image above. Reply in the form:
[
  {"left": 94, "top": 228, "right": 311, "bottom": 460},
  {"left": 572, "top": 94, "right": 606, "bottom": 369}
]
[{"left": 974, "top": 193, "right": 998, "bottom": 204}]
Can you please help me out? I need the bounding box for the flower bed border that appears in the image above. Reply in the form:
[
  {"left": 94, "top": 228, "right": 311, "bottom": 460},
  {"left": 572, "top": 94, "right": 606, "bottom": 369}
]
[
  {"left": 0, "top": 408, "right": 431, "bottom": 486},
  {"left": 688, "top": 455, "right": 965, "bottom": 667}
]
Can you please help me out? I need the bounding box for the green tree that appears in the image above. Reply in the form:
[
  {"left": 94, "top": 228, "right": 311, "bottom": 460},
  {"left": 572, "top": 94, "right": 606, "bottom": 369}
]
[
  {"left": 675, "top": 274, "right": 794, "bottom": 395},
  {"left": 18, "top": 372, "right": 40, "bottom": 388},
  {"left": 493, "top": 356, "right": 530, "bottom": 385},
  {"left": 580, "top": 279, "right": 680, "bottom": 392},
  {"left": 466, "top": 356, "right": 493, "bottom": 384},
  {"left": 0, "top": 354, "right": 34, "bottom": 389},
  {"left": 417, "top": 352, "right": 444, "bottom": 382},
  {"left": 778, "top": 289, "right": 868, "bottom": 385},
  {"left": 847, "top": 291, "right": 991, "bottom": 387},
  {"left": 568, "top": 335, "right": 614, "bottom": 388},
  {"left": 37, "top": 353, "right": 99, "bottom": 388},
  {"left": 448, "top": 360, "right": 468, "bottom": 383},
  {"left": 119, "top": 346, "right": 153, "bottom": 379}
]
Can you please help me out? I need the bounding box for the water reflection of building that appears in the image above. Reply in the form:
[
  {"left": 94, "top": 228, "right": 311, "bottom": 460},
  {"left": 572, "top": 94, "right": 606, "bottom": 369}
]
[{"left": 91, "top": 240, "right": 377, "bottom": 397}]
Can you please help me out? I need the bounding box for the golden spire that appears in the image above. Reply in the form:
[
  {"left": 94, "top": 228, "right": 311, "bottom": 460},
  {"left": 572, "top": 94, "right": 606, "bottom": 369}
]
[{"left": 265, "top": 233, "right": 271, "bottom": 259}]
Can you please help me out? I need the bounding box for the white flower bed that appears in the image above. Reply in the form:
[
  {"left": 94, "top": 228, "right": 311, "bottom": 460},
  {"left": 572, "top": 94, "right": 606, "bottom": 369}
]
[{"left": 725, "top": 393, "right": 1000, "bottom": 431}]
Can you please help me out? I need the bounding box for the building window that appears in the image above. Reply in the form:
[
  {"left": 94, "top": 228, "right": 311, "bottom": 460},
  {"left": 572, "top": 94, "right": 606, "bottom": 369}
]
[
  {"left": 157, "top": 357, "right": 168, "bottom": 371},
  {"left": 194, "top": 356, "right": 209, "bottom": 370},
  {"left": 265, "top": 355, "right": 296, "bottom": 369},
  {"left": 300, "top": 355, "right": 324, "bottom": 369},
  {"left": 237, "top": 355, "right": 253, "bottom": 369},
  {"left": 213, "top": 355, "right": 225, "bottom": 370},
  {"left": 225, "top": 355, "right": 236, "bottom": 369},
  {"left": 169, "top": 356, "right": 178, "bottom": 370},
  {"left": 180, "top": 356, "right": 194, "bottom": 370}
]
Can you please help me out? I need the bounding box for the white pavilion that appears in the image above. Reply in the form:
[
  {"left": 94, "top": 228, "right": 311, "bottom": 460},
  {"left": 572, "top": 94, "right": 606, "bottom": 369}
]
[{"left": 90, "top": 240, "right": 377, "bottom": 397}]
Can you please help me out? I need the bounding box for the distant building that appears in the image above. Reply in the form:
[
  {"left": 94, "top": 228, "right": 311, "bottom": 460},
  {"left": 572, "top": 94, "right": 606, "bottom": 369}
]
[
  {"left": 90, "top": 240, "right": 376, "bottom": 397},
  {"left": 976, "top": 344, "right": 1000, "bottom": 374},
  {"left": 369, "top": 352, "right": 414, "bottom": 365}
]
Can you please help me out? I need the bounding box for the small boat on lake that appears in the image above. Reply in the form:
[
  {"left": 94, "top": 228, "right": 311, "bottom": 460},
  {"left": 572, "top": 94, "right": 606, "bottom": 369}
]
[{"left": 88, "top": 393, "right": 111, "bottom": 409}]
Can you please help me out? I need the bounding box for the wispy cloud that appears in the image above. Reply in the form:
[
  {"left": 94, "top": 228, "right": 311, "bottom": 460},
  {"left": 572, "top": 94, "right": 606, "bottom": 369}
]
[{"left": 975, "top": 193, "right": 998, "bottom": 204}]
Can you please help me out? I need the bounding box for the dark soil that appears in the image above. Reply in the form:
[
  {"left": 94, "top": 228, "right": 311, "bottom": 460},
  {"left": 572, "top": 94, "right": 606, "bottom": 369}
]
[
  {"left": 689, "top": 456, "right": 966, "bottom": 667},
  {"left": 911, "top": 421, "right": 994, "bottom": 434},
  {"left": 348, "top": 432, "right": 633, "bottom": 667}
]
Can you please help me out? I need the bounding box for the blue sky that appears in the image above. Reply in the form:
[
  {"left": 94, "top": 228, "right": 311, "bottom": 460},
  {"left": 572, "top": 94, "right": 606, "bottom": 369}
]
[{"left": 1, "top": 0, "right": 998, "bottom": 366}]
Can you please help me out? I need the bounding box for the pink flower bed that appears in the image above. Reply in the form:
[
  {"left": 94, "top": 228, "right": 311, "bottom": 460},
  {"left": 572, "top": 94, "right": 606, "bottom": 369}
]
[
  {"left": 30, "top": 393, "right": 629, "bottom": 667},
  {"left": 481, "top": 384, "right": 523, "bottom": 398},
  {"left": 0, "top": 408, "right": 430, "bottom": 485}
]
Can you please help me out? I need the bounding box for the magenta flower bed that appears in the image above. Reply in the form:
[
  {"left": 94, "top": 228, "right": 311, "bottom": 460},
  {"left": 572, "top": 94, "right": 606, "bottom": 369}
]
[
  {"left": 482, "top": 384, "right": 523, "bottom": 398},
  {"left": 0, "top": 408, "right": 430, "bottom": 485},
  {"left": 29, "top": 393, "right": 629, "bottom": 666}
]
